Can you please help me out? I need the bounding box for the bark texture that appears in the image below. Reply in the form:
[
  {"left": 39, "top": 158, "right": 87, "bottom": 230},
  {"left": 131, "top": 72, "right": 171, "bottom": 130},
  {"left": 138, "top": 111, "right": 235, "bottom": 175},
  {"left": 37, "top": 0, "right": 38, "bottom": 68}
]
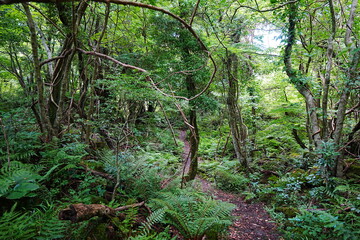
[
  {"left": 59, "top": 202, "right": 145, "bottom": 223},
  {"left": 226, "top": 53, "right": 248, "bottom": 169}
]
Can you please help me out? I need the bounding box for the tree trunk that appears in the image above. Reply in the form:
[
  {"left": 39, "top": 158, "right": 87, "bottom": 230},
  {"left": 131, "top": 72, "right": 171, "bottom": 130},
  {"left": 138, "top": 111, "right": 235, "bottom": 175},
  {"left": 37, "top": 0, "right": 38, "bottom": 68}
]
[
  {"left": 333, "top": 0, "right": 359, "bottom": 177},
  {"left": 226, "top": 53, "right": 249, "bottom": 169},
  {"left": 23, "top": 3, "right": 53, "bottom": 141},
  {"left": 49, "top": 2, "right": 88, "bottom": 137},
  {"left": 283, "top": 2, "right": 322, "bottom": 150},
  {"left": 186, "top": 75, "right": 200, "bottom": 181},
  {"left": 333, "top": 50, "right": 360, "bottom": 176}
]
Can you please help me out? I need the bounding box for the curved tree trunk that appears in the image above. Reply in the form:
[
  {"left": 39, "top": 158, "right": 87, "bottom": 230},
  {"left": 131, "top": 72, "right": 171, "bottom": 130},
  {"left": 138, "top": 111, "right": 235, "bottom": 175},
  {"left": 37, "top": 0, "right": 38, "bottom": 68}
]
[
  {"left": 333, "top": 0, "right": 359, "bottom": 177},
  {"left": 186, "top": 74, "right": 200, "bottom": 181},
  {"left": 283, "top": 2, "right": 323, "bottom": 150},
  {"left": 226, "top": 53, "right": 249, "bottom": 169}
]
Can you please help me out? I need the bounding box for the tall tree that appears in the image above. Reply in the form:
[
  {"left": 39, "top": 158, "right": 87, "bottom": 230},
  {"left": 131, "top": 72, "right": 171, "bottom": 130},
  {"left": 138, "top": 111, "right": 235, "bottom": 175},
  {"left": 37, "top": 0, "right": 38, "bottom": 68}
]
[{"left": 282, "top": 0, "right": 359, "bottom": 176}]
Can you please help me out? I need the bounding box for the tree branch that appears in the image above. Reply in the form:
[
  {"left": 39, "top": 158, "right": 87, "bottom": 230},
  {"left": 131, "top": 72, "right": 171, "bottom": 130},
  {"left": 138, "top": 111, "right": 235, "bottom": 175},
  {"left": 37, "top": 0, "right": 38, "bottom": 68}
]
[
  {"left": 77, "top": 48, "right": 215, "bottom": 101},
  {"left": 4, "top": 0, "right": 217, "bottom": 102},
  {"left": 189, "top": 0, "right": 200, "bottom": 26}
]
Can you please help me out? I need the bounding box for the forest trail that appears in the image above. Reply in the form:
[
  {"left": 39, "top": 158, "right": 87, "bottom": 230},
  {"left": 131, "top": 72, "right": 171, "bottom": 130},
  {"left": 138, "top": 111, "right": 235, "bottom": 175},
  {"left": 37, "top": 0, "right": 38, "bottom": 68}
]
[
  {"left": 179, "top": 130, "right": 281, "bottom": 240},
  {"left": 199, "top": 178, "right": 281, "bottom": 240}
]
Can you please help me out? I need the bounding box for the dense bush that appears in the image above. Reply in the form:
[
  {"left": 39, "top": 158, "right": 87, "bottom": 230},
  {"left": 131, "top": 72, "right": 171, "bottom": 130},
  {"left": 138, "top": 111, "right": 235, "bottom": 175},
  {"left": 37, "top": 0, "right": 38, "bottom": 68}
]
[
  {"left": 215, "top": 169, "right": 250, "bottom": 193},
  {"left": 286, "top": 210, "right": 353, "bottom": 240}
]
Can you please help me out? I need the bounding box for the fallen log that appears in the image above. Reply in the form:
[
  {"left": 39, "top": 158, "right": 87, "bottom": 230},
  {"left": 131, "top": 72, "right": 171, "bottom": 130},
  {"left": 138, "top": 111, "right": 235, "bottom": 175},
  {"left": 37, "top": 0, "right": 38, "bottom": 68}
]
[{"left": 59, "top": 201, "right": 145, "bottom": 223}]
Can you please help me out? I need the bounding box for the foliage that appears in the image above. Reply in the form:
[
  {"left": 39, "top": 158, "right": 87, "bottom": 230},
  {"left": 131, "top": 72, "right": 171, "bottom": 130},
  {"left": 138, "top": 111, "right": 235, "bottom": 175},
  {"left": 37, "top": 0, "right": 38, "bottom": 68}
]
[
  {"left": 0, "top": 0, "right": 359, "bottom": 239},
  {"left": 0, "top": 108, "right": 41, "bottom": 164},
  {"left": 215, "top": 169, "right": 250, "bottom": 193},
  {"left": 255, "top": 167, "right": 360, "bottom": 239},
  {"left": 40, "top": 141, "right": 88, "bottom": 166},
  {"left": 141, "top": 208, "right": 166, "bottom": 235},
  {"left": 129, "top": 226, "right": 175, "bottom": 240},
  {"left": 137, "top": 149, "right": 181, "bottom": 175},
  {"left": 315, "top": 140, "right": 340, "bottom": 185},
  {"left": 0, "top": 203, "right": 67, "bottom": 240},
  {"left": 149, "top": 187, "right": 235, "bottom": 239},
  {"left": 63, "top": 173, "right": 107, "bottom": 204},
  {"left": 100, "top": 150, "right": 162, "bottom": 200},
  {"left": 0, "top": 161, "right": 58, "bottom": 199},
  {"left": 286, "top": 209, "right": 353, "bottom": 240},
  {"left": 0, "top": 204, "right": 37, "bottom": 240}
]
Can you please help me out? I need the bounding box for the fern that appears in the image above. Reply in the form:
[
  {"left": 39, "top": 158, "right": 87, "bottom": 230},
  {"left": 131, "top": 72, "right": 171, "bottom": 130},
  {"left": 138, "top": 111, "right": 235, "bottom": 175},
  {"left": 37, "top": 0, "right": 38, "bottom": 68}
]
[
  {"left": 0, "top": 204, "right": 36, "bottom": 240},
  {"left": 99, "top": 150, "right": 162, "bottom": 200},
  {"left": 0, "top": 115, "right": 41, "bottom": 164},
  {"left": 141, "top": 208, "right": 166, "bottom": 234},
  {"left": 0, "top": 161, "right": 40, "bottom": 199},
  {"left": 129, "top": 226, "right": 176, "bottom": 240},
  {"left": 0, "top": 203, "right": 68, "bottom": 240},
  {"left": 149, "top": 188, "right": 235, "bottom": 239},
  {"left": 40, "top": 142, "right": 87, "bottom": 167},
  {"left": 0, "top": 161, "right": 59, "bottom": 199},
  {"left": 32, "top": 203, "right": 68, "bottom": 240}
]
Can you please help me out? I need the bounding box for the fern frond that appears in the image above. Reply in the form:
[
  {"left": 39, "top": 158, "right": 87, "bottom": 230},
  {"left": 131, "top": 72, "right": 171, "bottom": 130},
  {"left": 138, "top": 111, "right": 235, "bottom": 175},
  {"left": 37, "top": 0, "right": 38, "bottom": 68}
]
[
  {"left": 0, "top": 204, "right": 37, "bottom": 240},
  {"left": 33, "top": 204, "right": 67, "bottom": 240},
  {"left": 141, "top": 208, "right": 166, "bottom": 234},
  {"left": 149, "top": 188, "right": 235, "bottom": 239}
]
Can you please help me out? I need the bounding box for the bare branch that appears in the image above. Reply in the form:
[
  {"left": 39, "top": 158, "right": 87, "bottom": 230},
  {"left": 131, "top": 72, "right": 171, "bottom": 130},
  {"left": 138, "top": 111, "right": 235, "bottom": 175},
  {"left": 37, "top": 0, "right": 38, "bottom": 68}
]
[
  {"left": 28, "top": 3, "right": 65, "bottom": 36},
  {"left": 40, "top": 55, "right": 66, "bottom": 67},
  {"left": 77, "top": 48, "right": 215, "bottom": 101},
  {"left": 189, "top": 0, "right": 200, "bottom": 26},
  {"left": 346, "top": 101, "right": 360, "bottom": 115}
]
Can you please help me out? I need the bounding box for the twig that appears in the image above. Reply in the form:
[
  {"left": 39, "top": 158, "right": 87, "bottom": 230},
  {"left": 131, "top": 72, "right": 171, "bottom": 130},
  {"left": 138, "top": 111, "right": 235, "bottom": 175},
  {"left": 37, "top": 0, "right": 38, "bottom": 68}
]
[
  {"left": 158, "top": 100, "right": 178, "bottom": 147},
  {"left": 114, "top": 201, "right": 145, "bottom": 211},
  {"left": 189, "top": 0, "right": 201, "bottom": 26},
  {"left": 28, "top": 3, "right": 66, "bottom": 36}
]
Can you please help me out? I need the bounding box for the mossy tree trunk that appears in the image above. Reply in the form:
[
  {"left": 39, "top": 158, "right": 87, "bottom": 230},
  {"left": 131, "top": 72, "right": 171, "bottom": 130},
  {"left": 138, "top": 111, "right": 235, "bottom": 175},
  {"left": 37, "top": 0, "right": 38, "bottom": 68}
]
[
  {"left": 226, "top": 53, "right": 249, "bottom": 170},
  {"left": 186, "top": 74, "right": 200, "bottom": 181}
]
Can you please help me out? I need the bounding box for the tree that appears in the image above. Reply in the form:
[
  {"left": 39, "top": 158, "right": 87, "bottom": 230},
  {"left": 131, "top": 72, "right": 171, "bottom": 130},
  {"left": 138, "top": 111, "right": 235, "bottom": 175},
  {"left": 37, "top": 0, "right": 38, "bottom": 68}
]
[{"left": 282, "top": 0, "right": 359, "bottom": 176}]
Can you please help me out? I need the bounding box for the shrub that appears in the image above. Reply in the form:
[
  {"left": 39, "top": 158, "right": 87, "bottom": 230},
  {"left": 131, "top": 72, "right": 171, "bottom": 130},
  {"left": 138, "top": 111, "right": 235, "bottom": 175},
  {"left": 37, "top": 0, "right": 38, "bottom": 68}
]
[
  {"left": 0, "top": 203, "right": 67, "bottom": 240},
  {"left": 215, "top": 169, "right": 249, "bottom": 193},
  {"left": 100, "top": 150, "right": 162, "bottom": 200},
  {"left": 286, "top": 209, "right": 354, "bottom": 240},
  {"left": 0, "top": 161, "right": 58, "bottom": 200},
  {"left": 149, "top": 187, "right": 235, "bottom": 240}
]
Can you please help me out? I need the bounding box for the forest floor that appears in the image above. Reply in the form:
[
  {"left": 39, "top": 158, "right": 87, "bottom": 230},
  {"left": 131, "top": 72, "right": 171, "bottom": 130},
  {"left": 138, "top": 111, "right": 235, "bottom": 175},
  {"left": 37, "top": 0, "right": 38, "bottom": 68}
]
[{"left": 180, "top": 130, "right": 282, "bottom": 240}]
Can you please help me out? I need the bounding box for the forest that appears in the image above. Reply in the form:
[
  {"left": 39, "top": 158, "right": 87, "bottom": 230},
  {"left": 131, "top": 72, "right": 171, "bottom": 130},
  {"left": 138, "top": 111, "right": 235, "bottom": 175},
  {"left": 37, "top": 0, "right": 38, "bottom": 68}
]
[{"left": 0, "top": 0, "right": 359, "bottom": 239}]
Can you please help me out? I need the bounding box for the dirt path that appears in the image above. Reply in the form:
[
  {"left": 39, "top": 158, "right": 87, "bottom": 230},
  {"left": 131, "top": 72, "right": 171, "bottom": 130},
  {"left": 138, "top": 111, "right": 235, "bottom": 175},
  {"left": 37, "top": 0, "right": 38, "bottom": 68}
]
[
  {"left": 179, "top": 130, "right": 281, "bottom": 239},
  {"left": 199, "top": 179, "right": 281, "bottom": 240}
]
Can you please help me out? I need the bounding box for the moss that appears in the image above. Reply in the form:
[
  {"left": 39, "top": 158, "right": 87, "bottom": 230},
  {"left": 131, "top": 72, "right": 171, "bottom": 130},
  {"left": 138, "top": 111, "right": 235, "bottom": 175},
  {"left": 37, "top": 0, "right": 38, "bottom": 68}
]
[{"left": 275, "top": 206, "right": 300, "bottom": 218}]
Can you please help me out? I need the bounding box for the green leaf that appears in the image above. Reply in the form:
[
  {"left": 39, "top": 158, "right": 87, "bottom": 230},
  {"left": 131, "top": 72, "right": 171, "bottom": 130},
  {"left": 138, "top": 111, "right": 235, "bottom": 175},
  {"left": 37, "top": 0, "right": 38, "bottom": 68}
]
[
  {"left": 6, "top": 190, "right": 28, "bottom": 199},
  {"left": 14, "top": 182, "right": 39, "bottom": 192}
]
